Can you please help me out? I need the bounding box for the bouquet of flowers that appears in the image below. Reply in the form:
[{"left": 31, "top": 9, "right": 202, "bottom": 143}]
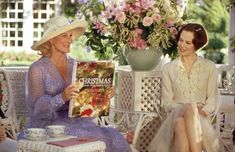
[
  {"left": 75, "top": 0, "right": 186, "bottom": 60},
  {"left": 95, "top": 0, "right": 183, "bottom": 50}
]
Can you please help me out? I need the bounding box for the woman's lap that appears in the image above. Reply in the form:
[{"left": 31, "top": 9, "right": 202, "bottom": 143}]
[{"left": 148, "top": 106, "right": 220, "bottom": 152}]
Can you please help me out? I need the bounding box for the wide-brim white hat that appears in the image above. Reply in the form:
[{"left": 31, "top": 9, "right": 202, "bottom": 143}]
[{"left": 31, "top": 16, "right": 88, "bottom": 50}]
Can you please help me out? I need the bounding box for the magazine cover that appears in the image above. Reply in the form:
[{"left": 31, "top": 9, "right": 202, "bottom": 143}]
[{"left": 68, "top": 61, "right": 115, "bottom": 118}]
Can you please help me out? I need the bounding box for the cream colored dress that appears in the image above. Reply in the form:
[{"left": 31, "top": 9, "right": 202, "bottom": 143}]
[{"left": 148, "top": 56, "right": 222, "bottom": 152}]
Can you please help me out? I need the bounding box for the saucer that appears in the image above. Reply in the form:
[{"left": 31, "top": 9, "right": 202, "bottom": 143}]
[{"left": 23, "top": 134, "right": 48, "bottom": 141}]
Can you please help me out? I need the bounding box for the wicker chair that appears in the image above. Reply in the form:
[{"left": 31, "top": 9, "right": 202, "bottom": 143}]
[
  {"left": 0, "top": 67, "right": 29, "bottom": 139},
  {"left": 216, "top": 64, "right": 235, "bottom": 150}
]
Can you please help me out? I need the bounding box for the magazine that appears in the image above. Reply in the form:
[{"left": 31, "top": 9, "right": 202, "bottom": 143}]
[
  {"left": 68, "top": 61, "right": 115, "bottom": 118},
  {"left": 47, "top": 137, "right": 97, "bottom": 147}
]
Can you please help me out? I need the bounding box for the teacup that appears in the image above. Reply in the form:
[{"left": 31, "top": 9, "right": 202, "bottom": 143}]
[
  {"left": 24, "top": 128, "right": 46, "bottom": 140},
  {"left": 46, "top": 125, "right": 65, "bottom": 137}
]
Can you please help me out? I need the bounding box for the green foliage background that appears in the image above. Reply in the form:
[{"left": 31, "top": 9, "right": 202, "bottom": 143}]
[{"left": 186, "top": 0, "right": 229, "bottom": 63}]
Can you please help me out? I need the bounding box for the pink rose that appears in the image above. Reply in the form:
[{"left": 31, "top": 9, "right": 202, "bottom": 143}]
[
  {"left": 143, "top": 17, "right": 153, "bottom": 26},
  {"left": 151, "top": 14, "right": 161, "bottom": 22},
  {"left": 115, "top": 12, "right": 126, "bottom": 23},
  {"left": 136, "top": 38, "right": 148, "bottom": 49},
  {"left": 134, "top": 28, "right": 143, "bottom": 35},
  {"left": 129, "top": 40, "right": 137, "bottom": 48},
  {"left": 129, "top": 37, "right": 147, "bottom": 50}
]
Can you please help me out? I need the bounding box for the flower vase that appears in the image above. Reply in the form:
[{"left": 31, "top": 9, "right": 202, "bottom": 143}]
[{"left": 124, "top": 47, "right": 162, "bottom": 71}]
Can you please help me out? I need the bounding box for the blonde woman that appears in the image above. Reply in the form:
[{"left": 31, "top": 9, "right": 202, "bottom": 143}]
[{"left": 18, "top": 16, "right": 131, "bottom": 152}]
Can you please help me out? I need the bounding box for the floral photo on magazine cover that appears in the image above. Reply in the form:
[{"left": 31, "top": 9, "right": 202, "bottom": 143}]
[{"left": 69, "top": 61, "right": 115, "bottom": 117}]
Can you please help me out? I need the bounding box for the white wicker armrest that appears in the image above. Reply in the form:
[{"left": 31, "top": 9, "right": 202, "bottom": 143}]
[{"left": 0, "top": 118, "right": 16, "bottom": 139}]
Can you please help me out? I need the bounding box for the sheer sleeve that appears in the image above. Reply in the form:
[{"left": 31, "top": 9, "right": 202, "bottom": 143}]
[
  {"left": 202, "top": 63, "right": 219, "bottom": 115},
  {"left": 162, "top": 65, "right": 181, "bottom": 112},
  {"left": 26, "top": 63, "right": 65, "bottom": 120}
]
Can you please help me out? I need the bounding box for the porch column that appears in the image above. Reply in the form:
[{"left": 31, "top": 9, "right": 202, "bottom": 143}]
[
  {"left": 228, "top": 4, "right": 235, "bottom": 65},
  {"left": 0, "top": 21, "right": 2, "bottom": 52},
  {"left": 55, "top": 0, "right": 62, "bottom": 16},
  {"left": 23, "top": 0, "right": 33, "bottom": 52}
]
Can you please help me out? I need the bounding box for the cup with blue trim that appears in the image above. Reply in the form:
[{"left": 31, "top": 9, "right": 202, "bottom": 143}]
[
  {"left": 46, "top": 125, "right": 65, "bottom": 137},
  {"left": 24, "top": 128, "right": 46, "bottom": 140}
]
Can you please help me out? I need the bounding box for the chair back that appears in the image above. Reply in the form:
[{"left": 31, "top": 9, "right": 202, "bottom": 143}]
[
  {"left": 0, "top": 67, "right": 29, "bottom": 139},
  {"left": 216, "top": 64, "right": 234, "bottom": 91}
]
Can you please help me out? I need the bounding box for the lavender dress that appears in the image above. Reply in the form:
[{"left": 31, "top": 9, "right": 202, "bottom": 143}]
[{"left": 19, "top": 56, "right": 131, "bottom": 152}]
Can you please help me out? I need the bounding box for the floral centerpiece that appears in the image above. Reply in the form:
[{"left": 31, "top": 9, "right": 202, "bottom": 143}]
[
  {"left": 74, "top": 0, "right": 186, "bottom": 64},
  {"left": 94, "top": 0, "right": 183, "bottom": 51}
]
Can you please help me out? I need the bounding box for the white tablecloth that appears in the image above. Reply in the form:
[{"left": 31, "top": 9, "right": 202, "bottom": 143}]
[{"left": 17, "top": 136, "right": 106, "bottom": 152}]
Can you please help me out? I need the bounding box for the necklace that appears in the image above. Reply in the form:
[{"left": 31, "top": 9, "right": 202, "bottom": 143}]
[{"left": 181, "top": 55, "right": 197, "bottom": 77}]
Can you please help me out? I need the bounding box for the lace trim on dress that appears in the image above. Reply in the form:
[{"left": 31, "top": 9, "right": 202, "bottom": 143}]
[{"left": 175, "top": 58, "right": 202, "bottom": 99}]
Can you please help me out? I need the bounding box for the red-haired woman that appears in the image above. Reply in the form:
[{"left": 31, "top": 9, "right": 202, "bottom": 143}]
[{"left": 149, "top": 23, "right": 222, "bottom": 152}]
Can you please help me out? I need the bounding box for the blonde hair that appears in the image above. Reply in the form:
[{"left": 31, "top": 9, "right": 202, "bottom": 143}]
[{"left": 36, "top": 41, "right": 52, "bottom": 56}]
